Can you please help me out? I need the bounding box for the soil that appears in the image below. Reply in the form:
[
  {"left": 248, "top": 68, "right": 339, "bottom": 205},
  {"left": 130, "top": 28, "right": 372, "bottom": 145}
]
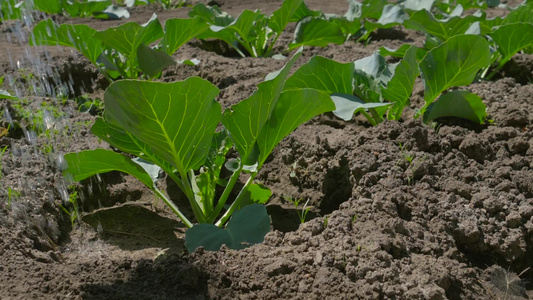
[{"left": 1, "top": 0, "right": 532, "bottom": 299}]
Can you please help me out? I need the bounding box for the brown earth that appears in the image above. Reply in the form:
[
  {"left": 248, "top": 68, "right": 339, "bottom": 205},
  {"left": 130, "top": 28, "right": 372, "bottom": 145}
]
[{"left": 0, "top": 0, "right": 532, "bottom": 299}]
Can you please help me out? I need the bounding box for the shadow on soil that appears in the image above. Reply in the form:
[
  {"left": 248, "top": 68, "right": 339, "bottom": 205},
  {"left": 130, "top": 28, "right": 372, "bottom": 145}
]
[
  {"left": 82, "top": 204, "right": 186, "bottom": 251},
  {"left": 79, "top": 254, "right": 208, "bottom": 300}
]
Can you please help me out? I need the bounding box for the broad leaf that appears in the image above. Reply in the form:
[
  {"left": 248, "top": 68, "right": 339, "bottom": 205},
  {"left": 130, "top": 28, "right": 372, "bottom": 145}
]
[
  {"left": 502, "top": 2, "right": 533, "bottom": 25},
  {"left": 63, "top": 0, "right": 112, "bottom": 17},
  {"left": 383, "top": 46, "right": 420, "bottom": 120},
  {"left": 361, "top": 4, "right": 408, "bottom": 40},
  {"left": 189, "top": 3, "right": 234, "bottom": 27},
  {"left": 284, "top": 56, "right": 354, "bottom": 94},
  {"left": 400, "top": 0, "right": 435, "bottom": 11},
  {"left": 93, "top": 13, "right": 163, "bottom": 58},
  {"left": 63, "top": 149, "right": 154, "bottom": 189},
  {"left": 103, "top": 78, "right": 220, "bottom": 174},
  {"left": 185, "top": 203, "right": 270, "bottom": 252},
  {"left": 222, "top": 48, "right": 302, "bottom": 164},
  {"left": 0, "top": 89, "right": 18, "bottom": 100},
  {"left": 30, "top": 19, "right": 103, "bottom": 64},
  {"left": 379, "top": 44, "right": 412, "bottom": 58},
  {"left": 361, "top": 0, "right": 388, "bottom": 19},
  {"left": 137, "top": 44, "right": 176, "bottom": 78},
  {"left": 290, "top": 1, "right": 322, "bottom": 21},
  {"left": 289, "top": 17, "right": 345, "bottom": 50},
  {"left": 257, "top": 89, "right": 335, "bottom": 166},
  {"left": 269, "top": 0, "right": 304, "bottom": 34},
  {"left": 419, "top": 35, "right": 490, "bottom": 110},
  {"left": 33, "top": 0, "right": 62, "bottom": 14},
  {"left": 404, "top": 10, "right": 479, "bottom": 42},
  {"left": 354, "top": 52, "right": 396, "bottom": 84},
  {"left": 490, "top": 23, "right": 533, "bottom": 66},
  {"left": 194, "top": 131, "right": 233, "bottom": 215},
  {"left": 237, "top": 183, "right": 272, "bottom": 209},
  {"left": 331, "top": 93, "right": 391, "bottom": 121},
  {"left": 423, "top": 90, "right": 486, "bottom": 124},
  {"left": 162, "top": 17, "right": 210, "bottom": 55}
]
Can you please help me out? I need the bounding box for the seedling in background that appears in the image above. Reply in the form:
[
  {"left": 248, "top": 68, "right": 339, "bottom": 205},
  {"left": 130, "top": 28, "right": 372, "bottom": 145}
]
[
  {"left": 31, "top": 14, "right": 208, "bottom": 80},
  {"left": 189, "top": 0, "right": 308, "bottom": 57},
  {"left": 63, "top": 49, "right": 335, "bottom": 252},
  {"left": 284, "top": 195, "right": 313, "bottom": 224}
]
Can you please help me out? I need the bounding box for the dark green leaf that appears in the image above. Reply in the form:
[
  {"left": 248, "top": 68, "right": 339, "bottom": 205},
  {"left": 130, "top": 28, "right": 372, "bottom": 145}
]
[
  {"left": 222, "top": 48, "right": 302, "bottom": 164},
  {"left": 490, "top": 23, "right": 533, "bottom": 66},
  {"left": 289, "top": 17, "right": 346, "bottom": 50},
  {"left": 331, "top": 93, "right": 391, "bottom": 121},
  {"left": 423, "top": 90, "right": 486, "bottom": 124},
  {"left": 257, "top": 89, "right": 335, "bottom": 166},
  {"left": 269, "top": 0, "right": 304, "bottom": 34},
  {"left": 93, "top": 13, "right": 163, "bottom": 58},
  {"left": 404, "top": 9, "right": 479, "bottom": 42},
  {"left": 137, "top": 44, "right": 176, "bottom": 78},
  {"left": 419, "top": 34, "right": 490, "bottom": 110},
  {"left": 382, "top": 46, "right": 420, "bottom": 120},
  {"left": 185, "top": 204, "right": 270, "bottom": 252},
  {"left": 103, "top": 78, "right": 220, "bottom": 173},
  {"left": 63, "top": 149, "right": 154, "bottom": 189},
  {"left": 30, "top": 19, "right": 103, "bottom": 64},
  {"left": 162, "top": 17, "right": 210, "bottom": 55},
  {"left": 284, "top": 55, "right": 354, "bottom": 94}
]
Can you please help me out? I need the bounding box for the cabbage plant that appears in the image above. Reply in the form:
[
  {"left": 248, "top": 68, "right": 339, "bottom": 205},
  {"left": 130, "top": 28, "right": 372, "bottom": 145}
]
[{"left": 62, "top": 49, "right": 335, "bottom": 252}]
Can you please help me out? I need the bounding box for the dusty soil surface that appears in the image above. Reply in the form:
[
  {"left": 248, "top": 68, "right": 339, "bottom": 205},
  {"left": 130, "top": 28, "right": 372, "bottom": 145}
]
[{"left": 1, "top": 0, "right": 532, "bottom": 299}]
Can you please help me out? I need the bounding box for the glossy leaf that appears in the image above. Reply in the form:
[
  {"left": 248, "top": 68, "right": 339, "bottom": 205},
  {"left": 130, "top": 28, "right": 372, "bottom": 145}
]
[
  {"left": 284, "top": 56, "right": 354, "bottom": 94},
  {"left": 185, "top": 204, "right": 270, "bottom": 252},
  {"left": 137, "top": 44, "right": 176, "bottom": 78},
  {"left": 423, "top": 90, "right": 486, "bottom": 124},
  {"left": 30, "top": 19, "right": 103, "bottom": 64},
  {"left": 222, "top": 48, "right": 302, "bottom": 164},
  {"left": 289, "top": 17, "right": 345, "bottom": 50},
  {"left": 93, "top": 13, "right": 163, "bottom": 58},
  {"left": 63, "top": 149, "right": 154, "bottom": 189},
  {"left": 270, "top": 0, "right": 304, "bottom": 33},
  {"left": 63, "top": 0, "right": 111, "bottom": 17},
  {"left": 0, "top": 90, "right": 18, "bottom": 100},
  {"left": 103, "top": 78, "right": 221, "bottom": 174},
  {"left": 162, "top": 17, "right": 210, "bottom": 55},
  {"left": 490, "top": 23, "right": 533, "bottom": 66},
  {"left": 331, "top": 93, "right": 391, "bottom": 121},
  {"left": 404, "top": 10, "right": 479, "bottom": 42},
  {"left": 419, "top": 35, "right": 490, "bottom": 110},
  {"left": 361, "top": 5, "right": 408, "bottom": 40},
  {"left": 257, "top": 89, "right": 335, "bottom": 166},
  {"left": 383, "top": 46, "right": 420, "bottom": 120},
  {"left": 399, "top": 0, "right": 435, "bottom": 11}
]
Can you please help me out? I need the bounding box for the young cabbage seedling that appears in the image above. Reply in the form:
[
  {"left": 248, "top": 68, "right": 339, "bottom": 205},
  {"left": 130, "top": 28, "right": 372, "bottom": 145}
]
[{"left": 62, "top": 49, "right": 335, "bottom": 252}]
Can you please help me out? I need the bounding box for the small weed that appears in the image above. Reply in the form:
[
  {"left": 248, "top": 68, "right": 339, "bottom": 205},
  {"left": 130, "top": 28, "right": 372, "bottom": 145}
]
[
  {"left": 7, "top": 187, "right": 21, "bottom": 209},
  {"left": 60, "top": 187, "right": 81, "bottom": 225},
  {"left": 284, "top": 195, "right": 313, "bottom": 224},
  {"left": 397, "top": 143, "right": 427, "bottom": 185}
]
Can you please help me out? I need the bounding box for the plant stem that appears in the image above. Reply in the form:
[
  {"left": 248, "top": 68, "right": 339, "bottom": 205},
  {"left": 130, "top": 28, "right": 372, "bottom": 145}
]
[
  {"left": 207, "top": 167, "right": 242, "bottom": 223},
  {"left": 215, "top": 174, "right": 256, "bottom": 227},
  {"left": 360, "top": 110, "right": 377, "bottom": 126},
  {"left": 153, "top": 188, "right": 192, "bottom": 228},
  {"left": 178, "top": 170, "right": 207, "bottom": 223}
]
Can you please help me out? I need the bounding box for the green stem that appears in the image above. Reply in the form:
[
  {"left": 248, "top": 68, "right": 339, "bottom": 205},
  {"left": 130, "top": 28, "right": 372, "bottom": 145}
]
[
  {"left": 207, "top": 167, "right": 243, "bottom": 223},
  {"left": 264, "top": 33, "right": 280, "bottom": 57},
  {"left": 215, "top": 174, "right": 256, "bottom": 227},
  {"left": 153, "top": 188, "right": 193, "bottom": 228},
  {"left": 484, "top": 60, "right": 507, "bottom": 81},
  {"left": 178, "top": 169, "right": 207, "bottom": 223},
  {"left": 361, "top": 110, "right": 377, "bottom": 126}
]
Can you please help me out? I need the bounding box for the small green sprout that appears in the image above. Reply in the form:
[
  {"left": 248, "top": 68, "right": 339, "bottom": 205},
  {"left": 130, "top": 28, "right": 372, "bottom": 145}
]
[{"left": 284, "top": 195, "right": 313, "bottom": 224}]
